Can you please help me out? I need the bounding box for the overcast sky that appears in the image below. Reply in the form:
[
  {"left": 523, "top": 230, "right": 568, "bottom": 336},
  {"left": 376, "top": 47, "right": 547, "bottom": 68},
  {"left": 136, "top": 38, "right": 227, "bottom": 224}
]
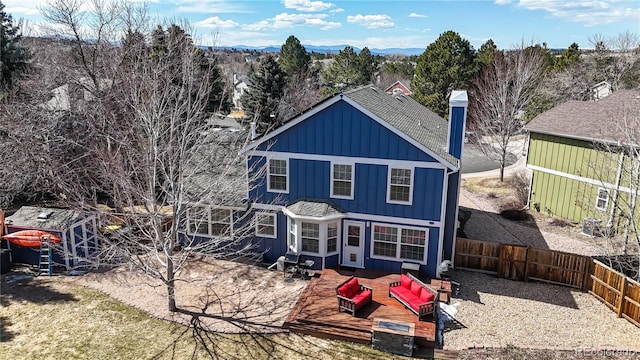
[{"left": 5, "top": 0, "right": 640, "bottom": 50}]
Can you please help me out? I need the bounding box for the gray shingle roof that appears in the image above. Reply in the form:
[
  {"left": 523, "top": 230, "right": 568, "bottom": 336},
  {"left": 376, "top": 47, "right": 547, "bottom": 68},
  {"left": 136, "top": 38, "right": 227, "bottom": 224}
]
[
  {"left": 526, "top": 90, "right": 640, "bottom": 143},
  {"left": 344, "top": 86, "right": 456, "bottom": 165},
  {"left": 5, "top": 206, "right": 82, "bottom": 231},
  {"left": 285, "top": 199, "right": 345, "bottom": 218}
]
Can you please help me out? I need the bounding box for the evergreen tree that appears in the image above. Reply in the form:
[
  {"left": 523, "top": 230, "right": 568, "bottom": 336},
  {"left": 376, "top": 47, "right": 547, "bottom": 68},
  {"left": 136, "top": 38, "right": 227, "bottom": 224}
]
[
  {"left": 475, "top": 39, "right": 499, "bottom": 70},
  {"left": 411, "top": 31, "right": 476, "bottom": 117},
  {"left": 554, "top": 42, "right": 581, "bottom": 71},
  {"left": 321, "top": 46, "right": 362, "bottom": 96},
  {"left": 278, "top": 35, "right": 311, "bottom": 79},
  {"left": 240, "top": 55, "right": 287, "bottom": 133},
  {"left": 358, "top": 47, "right": 377, "bottom": 84},
  {"left": 0, "top": 3, "right": 31, "bottom": 92}
]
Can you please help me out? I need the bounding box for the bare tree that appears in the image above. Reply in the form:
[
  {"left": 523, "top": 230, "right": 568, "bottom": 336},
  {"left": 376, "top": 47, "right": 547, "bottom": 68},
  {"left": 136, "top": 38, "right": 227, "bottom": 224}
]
[
  {"left": 469, "top": 44, "right": 545, "bottom": 181},
  {"left": 589, "top": 31, "right": 640, "bottom": 91},
  {"left": 22, "top": 0, "right": 268, "bottom": 314},
  {"left": 587, "top": 94, "right": 640, "bottom": 280}
]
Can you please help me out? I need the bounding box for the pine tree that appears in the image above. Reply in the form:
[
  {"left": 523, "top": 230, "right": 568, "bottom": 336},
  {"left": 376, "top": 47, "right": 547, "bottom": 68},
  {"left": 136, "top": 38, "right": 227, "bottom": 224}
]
[
  {"left": 278, "top": 35, "right": 310, "bottom": 79},
  {"left": 321, "top": 46, "right": 362, "bottom": 96},
  {"left": 358, "top": 47, "right": 377, "bottom": 84},
  {"left": 0, "top": 3, "right": 31, "bottom": 92},
  {"left": 241, "top": 55, "right": 287, "bottom": 133},
  {"left": 411, "top": 31, "right": 476, "bottom": 117}
]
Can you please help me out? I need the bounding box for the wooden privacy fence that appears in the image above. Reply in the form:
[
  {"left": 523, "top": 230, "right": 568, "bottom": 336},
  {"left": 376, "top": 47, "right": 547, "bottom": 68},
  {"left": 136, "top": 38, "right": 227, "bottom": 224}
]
[{"left": 454, "top": 237, "right": 640, "bottom": 328}]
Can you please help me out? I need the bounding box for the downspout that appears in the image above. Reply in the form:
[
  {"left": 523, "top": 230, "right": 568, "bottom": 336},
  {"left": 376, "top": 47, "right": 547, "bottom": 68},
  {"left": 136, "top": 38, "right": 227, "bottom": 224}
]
[{"left": 607, "top": 152, "right": 625, "bottom": 230}]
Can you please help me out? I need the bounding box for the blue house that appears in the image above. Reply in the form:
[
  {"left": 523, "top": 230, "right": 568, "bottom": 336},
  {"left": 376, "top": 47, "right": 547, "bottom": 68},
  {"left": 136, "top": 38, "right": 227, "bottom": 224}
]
[{"left": 241, "top": 86, "right": 469, "bottom": 278}]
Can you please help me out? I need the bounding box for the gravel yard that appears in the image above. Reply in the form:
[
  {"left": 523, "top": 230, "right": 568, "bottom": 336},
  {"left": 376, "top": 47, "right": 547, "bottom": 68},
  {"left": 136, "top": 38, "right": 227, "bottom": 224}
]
[{"left": 443, "top": 269, "right": 640, "bottom": 350}]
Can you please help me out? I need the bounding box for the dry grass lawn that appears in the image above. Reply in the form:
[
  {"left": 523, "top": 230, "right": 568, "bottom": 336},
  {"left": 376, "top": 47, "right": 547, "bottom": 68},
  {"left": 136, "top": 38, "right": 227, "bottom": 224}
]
[{"left": 0, "top": 275, "right": 409, "bottom": 360}]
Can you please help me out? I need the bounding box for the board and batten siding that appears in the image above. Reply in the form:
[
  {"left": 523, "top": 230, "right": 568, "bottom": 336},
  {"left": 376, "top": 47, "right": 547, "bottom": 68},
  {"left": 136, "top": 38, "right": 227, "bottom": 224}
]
[
  {"left": 253, "top": 100, "right": 439, "bottom": 162},
  {"left": 527, "top": 132, "right": 626, "bottom": 223},
  {"left": 248, "top": 156, "right": 445, "bottom": 221}
]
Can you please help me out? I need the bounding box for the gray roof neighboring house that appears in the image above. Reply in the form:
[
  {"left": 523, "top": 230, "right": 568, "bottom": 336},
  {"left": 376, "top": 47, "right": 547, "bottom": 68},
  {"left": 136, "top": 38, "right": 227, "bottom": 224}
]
[
  {"left": 344, "top": 86, "right": 456, "bottom": 165},
  {"left": 526, "top": 90, "right": 640, "bottom": 144}
]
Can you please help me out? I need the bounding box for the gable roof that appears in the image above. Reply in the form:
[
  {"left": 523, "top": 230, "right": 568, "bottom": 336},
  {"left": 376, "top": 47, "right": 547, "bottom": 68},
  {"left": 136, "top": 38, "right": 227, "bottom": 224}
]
[
  {"left": 344, "top": 86, "right": 456, "bottom": 165},
  {"left": 527, "top": 90, "right": 640, "bottom": 144},
  {"left": 384, "top": 81, "right": 411, "bottom": 95},
  {"left": 243, "top": 85, "right": 457, "bottom": 168}
]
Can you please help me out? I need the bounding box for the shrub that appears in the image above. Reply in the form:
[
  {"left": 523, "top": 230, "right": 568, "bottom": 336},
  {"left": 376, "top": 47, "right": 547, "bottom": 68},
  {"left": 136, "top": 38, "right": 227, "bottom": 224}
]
[{"left": 507, "top": 171, "right": 530, "bottom": 206}]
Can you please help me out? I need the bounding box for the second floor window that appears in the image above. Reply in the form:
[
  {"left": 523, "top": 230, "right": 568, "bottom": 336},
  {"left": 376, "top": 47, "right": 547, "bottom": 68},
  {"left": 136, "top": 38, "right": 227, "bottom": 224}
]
[
  {"left": 331, "top": 163, "right": 353, "bottom": 199},
  {"left": 388, "top": 167, "right": 413, "bottom": 204},
  {"left": 268, "top": 158, "right": 288, "bottom": 192}
]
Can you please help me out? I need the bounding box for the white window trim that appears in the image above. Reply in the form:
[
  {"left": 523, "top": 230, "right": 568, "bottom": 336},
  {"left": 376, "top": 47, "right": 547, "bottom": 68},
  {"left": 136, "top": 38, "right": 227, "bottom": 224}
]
[
  {"left": 301, "top": 222, "right": 321, "bottom": 254},
  {"left": 326, "top": 222, "right": 340, "bottom": 256},
  {"left": 330, "top": 162, "right": 355, "bottom": 200},
  {"left": 286, "top": 217, "right": 340, "bottom": 257},
  {"left": 288, "top": 218, "right": 297, "bottom": 251},
  {"left": 386, "top": 166, "right": 414, "bottom": 205},
  {"left": 267, "top": 157, "right": 289, "bottom": 194},
  {"left": 255, "top": 212, "right": 277, "bottom": 239},
  {"left": 186, "top": 206, "right": 234, "bottom": 239},
  {"left": 595, "top": 187, "right": 609, "bottom": 211},
  {"left": 369, "top": 222, "right": 428, "bottom": 264}
]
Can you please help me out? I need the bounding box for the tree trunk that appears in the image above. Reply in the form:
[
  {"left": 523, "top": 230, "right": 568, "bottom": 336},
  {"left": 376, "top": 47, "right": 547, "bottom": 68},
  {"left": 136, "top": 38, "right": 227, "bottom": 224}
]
[
  {"left": 499, "top": 147, "right": 507, "bottom": 182},
  {"left": 167, "top": 255, "right": 177, "bottom": 312}
]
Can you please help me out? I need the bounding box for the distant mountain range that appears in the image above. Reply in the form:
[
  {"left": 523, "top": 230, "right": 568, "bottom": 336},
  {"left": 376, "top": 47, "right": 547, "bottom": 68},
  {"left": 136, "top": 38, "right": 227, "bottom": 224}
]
[{"left": 210, "top": 44, "right": 425, "bottom": 56}]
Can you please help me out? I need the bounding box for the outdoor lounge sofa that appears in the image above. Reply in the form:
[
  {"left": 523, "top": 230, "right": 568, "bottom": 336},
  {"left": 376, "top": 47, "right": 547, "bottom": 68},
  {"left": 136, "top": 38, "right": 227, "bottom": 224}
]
[
  {"left": 389, "top": 273, "right": 438, "bottom": 320},
  {"left": 336, "top": 276, "right": 373, "bottom": 316}
]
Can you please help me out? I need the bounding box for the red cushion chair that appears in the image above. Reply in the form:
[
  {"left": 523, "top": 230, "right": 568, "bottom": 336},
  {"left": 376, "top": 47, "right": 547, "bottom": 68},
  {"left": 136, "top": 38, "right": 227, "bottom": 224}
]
[{"left": 336, "top": 276, "right": 373, "bottom": 316}]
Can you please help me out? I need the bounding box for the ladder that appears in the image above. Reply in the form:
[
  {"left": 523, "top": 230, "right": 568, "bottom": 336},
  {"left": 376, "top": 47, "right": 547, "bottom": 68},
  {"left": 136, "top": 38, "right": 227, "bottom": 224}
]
[{"left": 38, "top": 236, "right": 53, "bottom": 276}]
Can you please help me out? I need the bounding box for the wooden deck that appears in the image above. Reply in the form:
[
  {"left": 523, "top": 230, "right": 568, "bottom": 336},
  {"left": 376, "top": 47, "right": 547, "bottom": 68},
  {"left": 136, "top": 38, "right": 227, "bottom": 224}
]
[{"left": 283, "top": 268, "right": 437, "bottom": 348}]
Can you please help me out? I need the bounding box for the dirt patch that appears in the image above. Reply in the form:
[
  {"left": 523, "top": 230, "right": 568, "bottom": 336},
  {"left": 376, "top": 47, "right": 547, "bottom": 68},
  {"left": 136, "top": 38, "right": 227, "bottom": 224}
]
[{"left": 62, "top": 255, "right": 308, "bottom": 334}]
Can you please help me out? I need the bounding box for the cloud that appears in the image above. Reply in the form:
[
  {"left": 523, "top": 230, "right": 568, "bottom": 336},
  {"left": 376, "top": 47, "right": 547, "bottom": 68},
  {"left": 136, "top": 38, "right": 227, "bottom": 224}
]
[
  {"left": 330, "top": 8, "right": 345, "bottom": 13},
  {"left": 409, "top": 12, "right": 427, "bottom": 18},
  {"left": 176, "top": 0, "right": 252, "bottom": 13},
  {"left": 5, "top": 6, "right": 41, "bottom": 16},
  {"left": 514, "top": 0, "right": 640, "bottom": 26},
  {"left": 245, "top": 13, "right": 340, "bottom": 31},
  {"left": 195, "top": 16, "right": 239, "bottom": 29},
  {"left": 494, "top": 0, "right": 512, "bottom": 4},
  {"left": 282, "top": 0, "right": 334, "bottom": 12},
  {"left": 347, "top": 14, "right": 395, "bottom": 29}
]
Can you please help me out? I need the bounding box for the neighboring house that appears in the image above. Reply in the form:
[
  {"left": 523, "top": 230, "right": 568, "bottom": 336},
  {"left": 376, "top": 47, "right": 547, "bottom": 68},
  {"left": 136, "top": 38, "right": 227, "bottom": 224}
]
[
  {"left": 233, "top": 86, "right": 469, "bottom": 278},
  {"left": 40, "top": 77, "right": 113, "bottom": 111},
  {"left": 592, "top": 81, "right": 612, "bottom": 100},
  {"left": 3, "top": 206, "right": 99, "bottom": 269},
  {"left": 526, "top": 89, "right": 640, "bottom": 229},
  {"left": 384, "top": 81, "right": 412, "bottom": 96},
  {"left": 232, "top": 73, "right": 248, "bottom": 110}
]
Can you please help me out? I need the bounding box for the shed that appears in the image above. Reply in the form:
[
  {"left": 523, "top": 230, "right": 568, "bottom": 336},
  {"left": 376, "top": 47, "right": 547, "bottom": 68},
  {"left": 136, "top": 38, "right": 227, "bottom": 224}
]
[{"left": 3, "top": 206, "right": 98, "bottom": 270}]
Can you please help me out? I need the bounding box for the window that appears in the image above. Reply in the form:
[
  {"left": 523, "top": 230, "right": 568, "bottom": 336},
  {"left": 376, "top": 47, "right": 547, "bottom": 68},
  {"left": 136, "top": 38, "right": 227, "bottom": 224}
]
[
  {"left": 288, "top": 219, "right": 296, "bottom": 250},
  {"left": 301, "top": 222, "right": 320, "bottom": 253},
  {"left": 372, "top": 225, "right": 398, "bottom": 257},
  {"left": 388, "top": 167, "right": 413, "bottom": 204},
  {"left": 596, "top": 188, "right": 609, "bottom": 211},
  {"left": 188, "top": 206, "right": 232, "bottom": 237},
  {"left": 400, "top": 229, "right": 427, "bottom": 261},
  {"left": 331, "top": 163, "right": 354, "bottom": 199},
  {"left": 371, "top": 224, "right": 428, "bottom": 262},
  {"left": 255, "top": 213, "right": 276, "bottom": 238},
  {"left": 327, "top": 222, "right": 338, "bottom": 253},
  {"left": 268, "top": 158, "right": 288, "bottom": 192}
]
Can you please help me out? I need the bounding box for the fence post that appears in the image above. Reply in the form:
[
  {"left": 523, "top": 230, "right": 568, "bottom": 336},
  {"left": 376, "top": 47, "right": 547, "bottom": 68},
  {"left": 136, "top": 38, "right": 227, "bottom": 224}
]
[
  {"left": 523, "top": 247, "right": 530, "bottom": 282},
  {"left": 617, "top": 276, "right": 628, "bottom": 318}
]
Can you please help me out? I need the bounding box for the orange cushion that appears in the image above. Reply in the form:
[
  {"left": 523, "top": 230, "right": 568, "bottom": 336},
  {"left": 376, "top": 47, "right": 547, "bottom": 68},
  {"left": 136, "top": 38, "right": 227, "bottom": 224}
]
[
  {"left": 400, "top": 274, "right": 412, "bottom": 289},
  {"left": 410, "top": 280, "right": 422, "bottom": 296}
]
